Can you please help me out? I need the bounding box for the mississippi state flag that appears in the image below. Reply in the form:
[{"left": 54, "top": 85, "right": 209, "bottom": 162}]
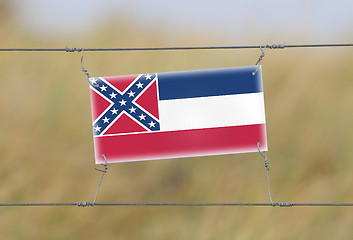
[{"left": 89, "top": 66, "right": 267, "bottom": 164}]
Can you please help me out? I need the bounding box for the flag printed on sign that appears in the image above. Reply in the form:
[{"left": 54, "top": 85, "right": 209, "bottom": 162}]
[{"left": 90, "top": 66, "right": 267, "bottom": 164}]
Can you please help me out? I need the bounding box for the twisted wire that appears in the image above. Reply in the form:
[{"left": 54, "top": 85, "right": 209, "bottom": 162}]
[{"left": 257, "top": 142, "right": 273, "bottom": 205}]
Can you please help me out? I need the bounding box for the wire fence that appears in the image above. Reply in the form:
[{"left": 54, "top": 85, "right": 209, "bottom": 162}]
[
  {"left": 0, "top": 43, "right": 352, "bottom": 52},
  {"left": 1, "top": 42, "right": 353, "bottom": 207},
  {"left": 1, "top": 202, "right": 353, "bottom": 207}
]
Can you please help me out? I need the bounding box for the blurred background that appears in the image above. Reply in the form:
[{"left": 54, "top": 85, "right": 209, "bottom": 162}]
[{"left": 1, "top": 0, "right": 353, "bottom": 239}]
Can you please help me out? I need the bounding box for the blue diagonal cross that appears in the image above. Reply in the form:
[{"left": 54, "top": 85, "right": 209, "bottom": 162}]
[{"left": 90, "top": 74, "right": 160, "bottom": 136}]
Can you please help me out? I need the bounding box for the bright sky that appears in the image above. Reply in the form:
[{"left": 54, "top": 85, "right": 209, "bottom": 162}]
[{"left": 11, "top": 0, "right": 353, "bottom": 42}]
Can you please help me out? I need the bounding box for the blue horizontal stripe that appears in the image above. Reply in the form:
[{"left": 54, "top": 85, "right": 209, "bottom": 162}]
[{"left": 158, "top": 66, "right": 263, "bottom": 100}]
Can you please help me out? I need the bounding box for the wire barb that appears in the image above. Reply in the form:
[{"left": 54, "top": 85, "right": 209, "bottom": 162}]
[
  {"left": 266, "top": 43, "right": 286, "bottom": 49},
  {"left": 92, "top": 154, "right": 108, "bottom": 206},
  {"left": 276, "top": 202, "right": 294, "bottom": 207},
  {"left": 65, "top": 47, "right": 82, "bottom": 52},
  {"left": 76, "top": 202, "right": 92, "bottom": 207},
  {"left": 257, "top": 142, "right": 274, "bottom": 205}
]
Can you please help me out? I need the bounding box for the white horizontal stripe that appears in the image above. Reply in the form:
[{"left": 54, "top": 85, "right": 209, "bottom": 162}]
[{"left": 159, "top": 92, "right": 266, "bottom": 131}]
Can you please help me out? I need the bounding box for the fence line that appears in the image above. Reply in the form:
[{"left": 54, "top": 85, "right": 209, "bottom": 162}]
[
  {"left": 0, "top": 43, "right": 353, "bottom": 52},
  {"left": 1, "top": 202, "right": 353, "bottom": 207}
]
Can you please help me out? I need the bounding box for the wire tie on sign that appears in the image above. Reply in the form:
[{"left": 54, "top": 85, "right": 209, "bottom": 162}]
[
  {"left": 66, "top": 47, "right": 98, "bottom": 87},
  {"left": 95, "top": 154, "right": 108, "bottom": 173},
  {"left": 92, "top": 154, "right": 109, "bottom": 206},
  {"left": 257, "top": 142, "right": 274, "bottom": 206},
  {"left": 252, "top": 45, "right": 267, "bottom": 75},
  {"left": 252, "top": 43, "right": 285, "bottom": 75},
  {"left": 80, "top": 48, "right": 99, "bottom": 87},
  {"left": 257, "top": 142, "right": 270, "bottom": 170}
]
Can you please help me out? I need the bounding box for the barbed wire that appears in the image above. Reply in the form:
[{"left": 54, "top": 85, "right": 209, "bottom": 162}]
[
  {"left": 0, "top": 202, "right": 353, "bottom": 207},
  {"left": 0, "top": 43, "right": 352, "bottom": 52}
]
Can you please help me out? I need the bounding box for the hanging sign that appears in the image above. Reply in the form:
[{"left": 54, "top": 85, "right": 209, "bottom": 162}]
[{"left": 89, "top": 66, "right": 267, "bottom": 163}]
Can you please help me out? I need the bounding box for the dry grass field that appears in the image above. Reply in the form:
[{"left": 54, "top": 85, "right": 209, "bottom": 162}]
[{"left": 1, "top": 11, "right": 353, "bottom": 239}]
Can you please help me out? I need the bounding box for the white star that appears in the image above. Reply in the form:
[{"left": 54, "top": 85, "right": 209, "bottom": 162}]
[
  {"left": 119, "top": 99, "right": 127, "bottom": 106},
  {"left": 129, "top": 106, "right": 136, "bottom": 113},
  {"left": 100, "top": 85, "right": 107, "bottom": 91},
  {"left": 148, "top": 121, "right": 156, "bottom": 128},
  {"left": 139, "top": 114, "right": 146, "bottom": 121},
  {"left": 145, "top": 74, "right": 152, "bottom": 80},
  {"left": 110, "top": 92, "right": 117, "bottom": 99},
  {"left": 90, "top": 78, "right": 98, "bottom": 85},
  {"left": 111, "top": 108, "right": 118, "bottom": 114},
  {"left": 127, "top": 90, "right": 135, "bottom": 97},
  {"left": 94, "top": 125, "right": 101, "bottom": 132},
  {"left": 102, "top": 116, "right": 110, "bottom": 123},
  {"left": 136, "top": 82, "right": 143, "bottom": 89}
]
